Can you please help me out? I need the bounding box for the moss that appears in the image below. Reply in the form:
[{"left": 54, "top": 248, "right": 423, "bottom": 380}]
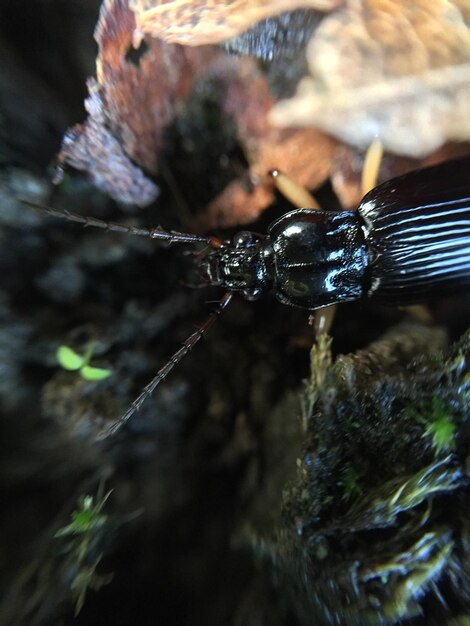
[
  {"left": 404, "top": 395, "right": 457, "bottom": 456},
  {"left": 422, "top": 399, "right": 456, "bottom": 456},
  {"left": 275, "top": 325, "right": 470, "bottom": 625}
]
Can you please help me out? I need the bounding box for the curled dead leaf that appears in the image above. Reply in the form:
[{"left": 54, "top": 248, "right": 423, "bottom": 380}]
[
  {"left": 56, "top": 79, "right": 159, "bottom": 207},
  {"left": 193, "top": 53, "right": 337, "bottom": 227},
  {"left": 57, "top": 0, "right": 470, "bottom": 224},
  {"left": 95, "top": 0, "right": 218, "bottom": 172},
  {"left": 56, "top": 0, "right": 216, "bottom": 206}
]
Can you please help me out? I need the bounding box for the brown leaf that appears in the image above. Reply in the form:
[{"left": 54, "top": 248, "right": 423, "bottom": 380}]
[
  {"left": 194, "top": 58, "right": 337, "bottom": 227},
  {"left": 95, "top": 0, "right": 217, "bottom": 172},
  {"left": 56, "top": 78, "right": 159, "bottom": 207},
  {"left": 57, "top": 0, "right": 216, "bottom": 206},
  {"left": 331, "top": 142, "right": 470, "bottom": 211},
  {"left": 58, "top": 0, "right": 337, "bottom": 222},
  {"left": 129, "top": 0, "right": 341, "bottom": 46},
  {"left": 199, "top": 129, "right": 336, "bottom": 227},
  {"left": 271, "top": 0, "right": 470, "bottom": 157}
]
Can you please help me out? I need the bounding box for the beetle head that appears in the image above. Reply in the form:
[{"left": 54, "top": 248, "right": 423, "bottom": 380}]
[{"left": 199, "top": 230, "right": 273, "bottom": 300}]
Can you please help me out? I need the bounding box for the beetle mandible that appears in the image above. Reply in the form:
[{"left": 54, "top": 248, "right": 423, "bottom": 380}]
[{"left": 23, "top": 156, "right": 470, "bottom": 436}]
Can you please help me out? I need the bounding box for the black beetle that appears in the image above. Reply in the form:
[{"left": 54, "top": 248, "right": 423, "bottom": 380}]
[
  {"left": 23, "top": 156, "right": 470, "bottom": 435},
  {"left": 199, "top": 156, "right": 470, "bottom": 308}
]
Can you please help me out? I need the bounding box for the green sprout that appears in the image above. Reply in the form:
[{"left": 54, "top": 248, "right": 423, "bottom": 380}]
[
  {"left": 56, "top": 492, "right": 111, "bottom": 540},
  {"left": 55, "top": 490, "right": 113, "bottom": 614},
  {"left": 57, "top": 343, "right": 112, "bottom": 381}
]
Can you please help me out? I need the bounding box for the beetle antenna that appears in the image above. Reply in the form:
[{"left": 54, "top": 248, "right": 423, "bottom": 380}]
[
  {"left": 99, "top": 291, "right": 233, "bottom": 439},
  {"left": 20, "top": 199, "right": 223, "bottom": 248}
]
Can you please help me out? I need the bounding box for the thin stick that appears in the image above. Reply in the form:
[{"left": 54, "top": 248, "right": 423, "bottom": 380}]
[
  {"left": 361, "top": 138, "right": 384, "bottom": 196},
  {"left": 99, "top": 292, "right": 233, "bottom": 439},
  {"left": 20, "top": 199, "right": 222, "bottom": 247},
  {"left": 270, "top": 169, "right": 320, "bottom": 209}
]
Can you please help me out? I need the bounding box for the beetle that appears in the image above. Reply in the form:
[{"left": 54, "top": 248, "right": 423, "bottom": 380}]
[
  {"left": 23, "top": 156, "right": 470, "bottom": 436},
  {"left": 201, "top": 156, "right": 470, "bottom": 308}
]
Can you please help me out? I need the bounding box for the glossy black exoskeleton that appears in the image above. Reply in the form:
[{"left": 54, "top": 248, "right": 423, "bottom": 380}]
[
  {"left": 23, "top": 156, "right": 470, "bottom": 435},
  {"left": 199, "top": 157, "right": 470, "bottom": 309}
]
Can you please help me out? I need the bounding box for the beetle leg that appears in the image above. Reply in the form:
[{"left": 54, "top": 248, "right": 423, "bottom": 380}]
[
  {"left": 405, "top": 304, "right": 435, "bottom": 324},
  {"left": 311, "top": 304, "right": 337, "bottom": 336}
]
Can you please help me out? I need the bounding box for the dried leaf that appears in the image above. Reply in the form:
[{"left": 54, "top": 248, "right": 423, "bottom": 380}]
[
  {"left": 95, "top": 0, "right": 216, "bottom": 172},
  {"left": 199, "top": 128, "right": 336, "bottom": 227},
  {"left": 57, "top": 0, "right": 470, "bottom": 219},
  {"left": 57, "top": 0, "right": 216, "bottom": 206},
  {"left": 57, "top": 79, "right": 159, "bottom": 207},
  {"left": 331, "top": 142, "right": 470, "bottom": 211},
  {"left": 58, "top": 0, "right": 336, "bottom": 223},
  {"left": 129, "top": 0, "right": 341, "bottom": 46},
  {"left": 271, "top": 0, "right": 470, "bottom": 157},
  {"left": 198, "top": 59, "right": 337, "bottom": 226}
]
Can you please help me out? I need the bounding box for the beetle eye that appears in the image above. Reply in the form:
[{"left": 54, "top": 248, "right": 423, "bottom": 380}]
[{"left": 234, "top": 231, "right": 255, "bottom": 248}]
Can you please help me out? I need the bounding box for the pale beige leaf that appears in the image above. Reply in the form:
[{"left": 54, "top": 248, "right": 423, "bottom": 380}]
[
  {"left": 129, "top": 0, "right": 341, "bottom": 46},
  {"left": 271, "top": 0, "right": 470, "bottom": 157}
]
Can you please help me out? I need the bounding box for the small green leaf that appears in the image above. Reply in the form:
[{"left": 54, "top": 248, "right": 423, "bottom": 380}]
[
  {"left": 80, "top": 365, "right": 112, "bottom": 381},
  {"left": 82, "top": 342, "right": 96, "bottom": 367},
  {"left": 57, "top": 345, "right": 84, "bottom": 371}
]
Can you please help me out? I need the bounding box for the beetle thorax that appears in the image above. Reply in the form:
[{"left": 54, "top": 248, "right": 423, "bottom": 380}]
[{"left": 200, "top": 231, "right": 274, "bottom": 300}]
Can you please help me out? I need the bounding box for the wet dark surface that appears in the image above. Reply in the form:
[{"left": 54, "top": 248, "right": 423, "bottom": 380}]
[{"left": 0, "top": 3, "right": 469, "bottom": 626}]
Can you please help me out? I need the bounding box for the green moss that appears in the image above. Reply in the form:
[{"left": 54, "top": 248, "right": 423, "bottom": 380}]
[
  {"left": 406, "top": 396, "right": 456, "bottom": 456},
  {"left": 422, "top": 399, "right": 456, "bottom": 456}
]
